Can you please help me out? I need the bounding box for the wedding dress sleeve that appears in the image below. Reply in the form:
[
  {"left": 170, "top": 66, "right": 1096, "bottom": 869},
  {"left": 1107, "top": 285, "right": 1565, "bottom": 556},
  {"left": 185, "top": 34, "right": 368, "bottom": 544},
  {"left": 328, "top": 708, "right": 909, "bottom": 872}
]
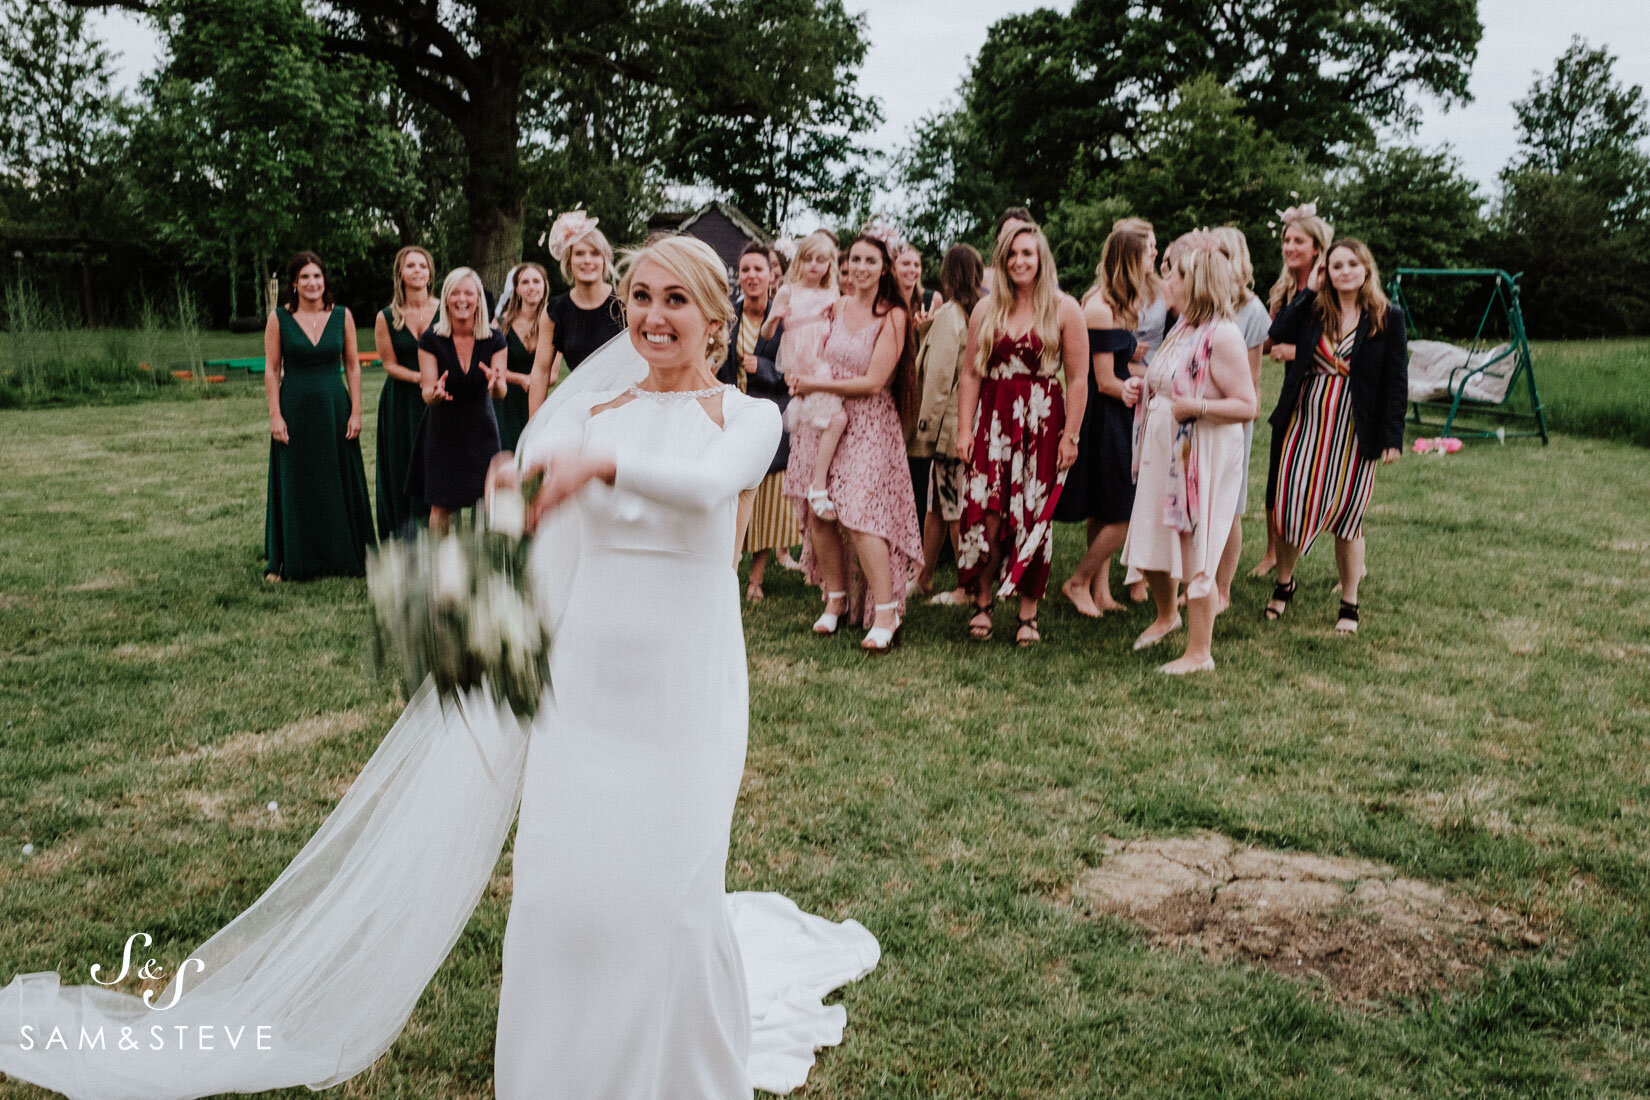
[{"left": 610, "top": 391, "right": 781, "bottom": 510}]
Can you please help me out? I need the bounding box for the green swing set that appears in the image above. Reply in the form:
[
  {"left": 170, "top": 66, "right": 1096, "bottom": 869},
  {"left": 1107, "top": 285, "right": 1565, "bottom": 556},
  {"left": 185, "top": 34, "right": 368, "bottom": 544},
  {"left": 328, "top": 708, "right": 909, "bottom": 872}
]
[{"left": 1387, "top": 267, "right": 1549, "bottom": 444}]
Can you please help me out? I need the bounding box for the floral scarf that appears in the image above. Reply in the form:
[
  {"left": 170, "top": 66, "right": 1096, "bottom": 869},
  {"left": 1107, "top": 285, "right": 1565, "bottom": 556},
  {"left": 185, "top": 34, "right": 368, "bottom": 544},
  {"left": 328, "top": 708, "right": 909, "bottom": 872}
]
[{"left": 1131, "top": 320, "right": 1218, "bottom": 534}]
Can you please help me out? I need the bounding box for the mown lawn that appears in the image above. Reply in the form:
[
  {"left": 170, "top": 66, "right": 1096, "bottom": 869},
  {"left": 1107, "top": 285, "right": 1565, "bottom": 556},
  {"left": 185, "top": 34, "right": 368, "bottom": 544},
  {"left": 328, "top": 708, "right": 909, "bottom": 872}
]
[{"left": 2, "top": 370, "right": 1648, "bottom": 1097}]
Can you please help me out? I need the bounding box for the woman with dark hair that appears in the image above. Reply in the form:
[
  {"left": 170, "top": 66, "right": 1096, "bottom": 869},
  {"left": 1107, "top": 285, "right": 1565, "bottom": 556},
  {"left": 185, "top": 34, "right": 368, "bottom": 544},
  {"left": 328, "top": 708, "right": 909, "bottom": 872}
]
[
  {"left": 908, "top": 242, "right": 983, "bottom": 602},
  {"left": 786, "top": 231, "right": 922, "bottom": 652},
  {"left": 373, "top": 245, "right": 436, "bottom": 541},
  {"left": 263, "top": 251, "right": 374, "bottom": 581},
  {"left": 1263, "top": 238, "right": 1406, "bottom": 634},
  {"left": 956, "top": 224, "right": 1088, "bottom": 646},
  {"left": 718, "top": 241, "right": 800, "bottom": 601}
]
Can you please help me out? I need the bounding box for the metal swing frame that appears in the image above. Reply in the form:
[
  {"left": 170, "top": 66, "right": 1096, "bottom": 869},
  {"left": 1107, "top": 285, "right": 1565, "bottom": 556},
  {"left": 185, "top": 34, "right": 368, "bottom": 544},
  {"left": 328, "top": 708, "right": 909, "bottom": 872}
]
[{"left": 1387, "top": 267, "right": 1549, "bottom": 444}]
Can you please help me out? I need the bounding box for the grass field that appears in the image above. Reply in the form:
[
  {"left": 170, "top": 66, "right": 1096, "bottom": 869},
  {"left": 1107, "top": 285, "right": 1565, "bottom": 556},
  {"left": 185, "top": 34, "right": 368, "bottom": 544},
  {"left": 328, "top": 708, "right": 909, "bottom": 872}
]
[{"left": 2, "top": 373, "right": 1649, "bottom": 1096}]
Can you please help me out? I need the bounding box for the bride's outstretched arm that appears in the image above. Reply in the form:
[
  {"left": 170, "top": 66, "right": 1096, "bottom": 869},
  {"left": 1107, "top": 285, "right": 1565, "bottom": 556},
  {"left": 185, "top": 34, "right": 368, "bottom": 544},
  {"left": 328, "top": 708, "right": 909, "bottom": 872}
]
[{"left": 611, "top": 398, "right": 781, "bottom": 510}]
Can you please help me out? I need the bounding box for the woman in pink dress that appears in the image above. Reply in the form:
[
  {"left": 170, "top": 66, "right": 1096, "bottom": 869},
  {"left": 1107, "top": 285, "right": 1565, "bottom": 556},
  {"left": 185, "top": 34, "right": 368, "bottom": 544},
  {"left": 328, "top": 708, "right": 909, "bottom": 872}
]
[
  {"left": 785, "top": 232, "right": 922, "bottom": 652},
  {"left": 1120, "top": 231, "right": 1257, "bottom": 674}
]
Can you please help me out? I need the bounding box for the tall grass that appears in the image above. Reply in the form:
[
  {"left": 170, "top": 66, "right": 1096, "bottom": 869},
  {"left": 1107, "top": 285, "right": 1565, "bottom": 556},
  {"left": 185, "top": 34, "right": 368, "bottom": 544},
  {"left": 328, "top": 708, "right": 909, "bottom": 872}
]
[
  {"left": 0, "top": 279, "right": 219, "bottom": 408},
  {"left": 1532, "top": 338, "right": 1650, "bottom": 448}
]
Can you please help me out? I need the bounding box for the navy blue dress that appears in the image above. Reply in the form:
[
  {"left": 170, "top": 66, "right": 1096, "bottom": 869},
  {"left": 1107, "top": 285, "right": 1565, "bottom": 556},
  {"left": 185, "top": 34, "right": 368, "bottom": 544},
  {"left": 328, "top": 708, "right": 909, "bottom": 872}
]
[
  {"left": 408, "top": 326, "right": 507, "bottom": 509},
  {"left": 1054, "top": 327, "right": 1139, "bottom": 525}
]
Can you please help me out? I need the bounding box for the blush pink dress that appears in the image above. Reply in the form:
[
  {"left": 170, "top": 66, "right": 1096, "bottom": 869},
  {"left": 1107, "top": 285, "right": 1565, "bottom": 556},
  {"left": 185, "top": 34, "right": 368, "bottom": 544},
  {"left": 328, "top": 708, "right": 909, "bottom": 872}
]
[{"left": 785, "top": 311, "right": 923, "bottom": 627}]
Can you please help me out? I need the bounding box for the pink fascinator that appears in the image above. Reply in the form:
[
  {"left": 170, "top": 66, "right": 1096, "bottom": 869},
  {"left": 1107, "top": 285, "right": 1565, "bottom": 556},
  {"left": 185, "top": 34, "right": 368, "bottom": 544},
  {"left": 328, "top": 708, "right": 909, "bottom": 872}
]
[
  {"left": 541, "top": 209, "right": 599, "bottom": 262},
  {"left": 1267, "top": 193, "right": 1322, "bottom": 236},
  {"left": 860, "top": 216, "right": 904, "bottom": 255}
]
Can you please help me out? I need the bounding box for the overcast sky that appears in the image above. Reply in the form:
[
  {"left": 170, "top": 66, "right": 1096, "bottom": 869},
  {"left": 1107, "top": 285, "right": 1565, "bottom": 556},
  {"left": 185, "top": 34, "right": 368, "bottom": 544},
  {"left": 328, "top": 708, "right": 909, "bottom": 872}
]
[{"left": 93, "top": 0, "right": 1650, "bottom": 202}]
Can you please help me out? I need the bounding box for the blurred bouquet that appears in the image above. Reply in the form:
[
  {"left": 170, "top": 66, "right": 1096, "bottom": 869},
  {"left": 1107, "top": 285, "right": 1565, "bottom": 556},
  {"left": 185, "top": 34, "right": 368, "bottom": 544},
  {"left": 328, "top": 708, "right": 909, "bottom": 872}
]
[{"left": 367, "top": 476, "right": 550, "bottom": 718}]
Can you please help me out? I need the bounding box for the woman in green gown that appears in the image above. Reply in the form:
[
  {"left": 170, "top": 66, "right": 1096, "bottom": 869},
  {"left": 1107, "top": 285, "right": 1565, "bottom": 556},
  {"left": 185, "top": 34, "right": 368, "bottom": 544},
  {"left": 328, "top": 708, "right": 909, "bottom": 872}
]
[
  {"left": 492, "top": 262, "right": 550, "bottom": 452},
  {"left": 264, "top": 251, "right": 375, "bottom": 580},
  {"left": 374, "top": 246, "right": 437, "bottom": 539}
]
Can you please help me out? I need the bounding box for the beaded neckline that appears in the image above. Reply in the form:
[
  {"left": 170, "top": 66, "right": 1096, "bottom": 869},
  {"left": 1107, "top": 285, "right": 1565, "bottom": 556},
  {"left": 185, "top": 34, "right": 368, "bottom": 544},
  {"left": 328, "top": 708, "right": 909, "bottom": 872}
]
[{"left": 625, "top": 383, "right": 726, "bottom": 401}]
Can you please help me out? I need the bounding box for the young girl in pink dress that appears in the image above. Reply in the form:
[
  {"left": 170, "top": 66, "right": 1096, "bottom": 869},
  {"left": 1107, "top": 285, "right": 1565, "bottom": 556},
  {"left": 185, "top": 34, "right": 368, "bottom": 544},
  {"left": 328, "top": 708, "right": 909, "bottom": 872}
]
[{"left": 765, "top": 231, "right": 844, "bottom": 519}]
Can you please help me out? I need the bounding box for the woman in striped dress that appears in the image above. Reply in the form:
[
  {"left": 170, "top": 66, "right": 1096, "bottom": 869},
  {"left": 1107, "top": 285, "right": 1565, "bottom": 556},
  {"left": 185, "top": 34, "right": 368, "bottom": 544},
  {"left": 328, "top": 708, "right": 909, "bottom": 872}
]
[
  {"left": 1264, "top": 239, "right": 1408, "bottom": 633},
  {"left": 722, "top": 244, "right": 801, "bottom": 600}
]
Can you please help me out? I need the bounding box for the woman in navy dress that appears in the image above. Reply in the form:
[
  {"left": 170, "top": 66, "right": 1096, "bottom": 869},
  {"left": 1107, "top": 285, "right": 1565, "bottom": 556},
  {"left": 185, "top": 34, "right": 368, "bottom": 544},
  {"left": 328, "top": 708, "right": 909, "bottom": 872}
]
[
  {"left": 1055, "top": 218, "right": 1154, "bottom": 617},
  {"left": 412, "top": 266, "right": 509, "bottom": 532}
]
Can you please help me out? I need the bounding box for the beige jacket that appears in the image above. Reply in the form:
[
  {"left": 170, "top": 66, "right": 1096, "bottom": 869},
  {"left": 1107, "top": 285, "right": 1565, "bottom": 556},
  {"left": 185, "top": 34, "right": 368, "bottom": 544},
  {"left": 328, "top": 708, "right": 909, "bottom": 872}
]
[{"left": 907, "top": 301, "right": 968, "bottom": 459}]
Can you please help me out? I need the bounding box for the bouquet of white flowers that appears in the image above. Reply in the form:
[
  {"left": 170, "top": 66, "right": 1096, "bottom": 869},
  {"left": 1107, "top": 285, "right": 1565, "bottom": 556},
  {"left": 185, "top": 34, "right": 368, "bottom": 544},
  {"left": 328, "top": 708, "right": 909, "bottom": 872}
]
[{"left": 367, "top": 477, "right": 551, "bottom": 718}]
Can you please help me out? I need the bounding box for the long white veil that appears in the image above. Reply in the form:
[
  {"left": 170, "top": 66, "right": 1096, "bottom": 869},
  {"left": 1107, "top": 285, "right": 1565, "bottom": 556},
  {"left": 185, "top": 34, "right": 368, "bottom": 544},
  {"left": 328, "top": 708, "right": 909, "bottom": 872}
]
[{"left": 0, "top": 335, "right": 647, "bottom": 1100}]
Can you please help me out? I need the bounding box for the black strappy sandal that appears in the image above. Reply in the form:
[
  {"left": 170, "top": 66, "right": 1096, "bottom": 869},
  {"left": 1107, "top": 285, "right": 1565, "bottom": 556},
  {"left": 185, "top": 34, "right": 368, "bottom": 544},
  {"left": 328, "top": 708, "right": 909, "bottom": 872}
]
[
  {"left": 968, "top": 600, "right": 995, "bottom": 641},
  {"left": 1016, "top": 615, "right": 1041, "bottom": 648},
  {"left": 1335, "top": 600, "right": 1360, "bottom": 634},
  {"left": 1263, "top": 578, "right": 1298, "bottom": 621}
]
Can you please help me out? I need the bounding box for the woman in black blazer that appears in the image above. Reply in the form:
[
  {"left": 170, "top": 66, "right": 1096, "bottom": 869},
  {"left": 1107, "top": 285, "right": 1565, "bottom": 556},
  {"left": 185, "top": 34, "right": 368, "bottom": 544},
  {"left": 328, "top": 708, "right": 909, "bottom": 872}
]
[
  {"left": 718, "top": 242, "right": 798, "bottom": 599},
  {"left": 1264, "top": 238, "right": 1407, "bottom": 634}
]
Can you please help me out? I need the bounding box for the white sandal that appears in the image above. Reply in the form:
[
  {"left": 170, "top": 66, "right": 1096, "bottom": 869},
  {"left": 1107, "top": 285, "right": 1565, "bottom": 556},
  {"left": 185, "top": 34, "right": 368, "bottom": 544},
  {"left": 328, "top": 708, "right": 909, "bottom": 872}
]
[
  {"left": 862, "top": 601, "right": 902, "bottom": 653},
  {"left": 813, "top": 591, "right": 848, "bottom": 635},
  {"left": 806, "top": 488, "right": 837, "bottom": 521}
]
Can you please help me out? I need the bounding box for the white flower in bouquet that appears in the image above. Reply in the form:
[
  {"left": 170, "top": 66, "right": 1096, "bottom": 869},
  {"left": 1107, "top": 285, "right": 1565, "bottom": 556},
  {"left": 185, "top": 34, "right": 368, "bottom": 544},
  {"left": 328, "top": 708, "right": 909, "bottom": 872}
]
[
  {"left": 488, "top": 486, "right": 527, "bottom": 540},
  {"left": 433, "top": 535, "right": 469, "bottom": 605}
]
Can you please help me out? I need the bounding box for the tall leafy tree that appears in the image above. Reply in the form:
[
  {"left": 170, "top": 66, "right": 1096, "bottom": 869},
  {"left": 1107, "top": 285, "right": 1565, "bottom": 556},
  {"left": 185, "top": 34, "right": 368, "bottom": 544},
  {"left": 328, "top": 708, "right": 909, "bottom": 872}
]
[
  {"left": 1494, "top": 39, "right": 1650, "bottom": 336},
  {"left": 660, "top": 0, "right": 880, "bottom": 232},
  {"left": 0, "top": 2, "right": 133, "bottom": 322},
  {"left": 903, "top": 0, "right": 1482, "bottom": 242},
  {"left": 126, "top": 0, "right": 414, "bottom": 318},
  {"left": 1325, "top": 144, "right": 1485, "bottom": 273}
]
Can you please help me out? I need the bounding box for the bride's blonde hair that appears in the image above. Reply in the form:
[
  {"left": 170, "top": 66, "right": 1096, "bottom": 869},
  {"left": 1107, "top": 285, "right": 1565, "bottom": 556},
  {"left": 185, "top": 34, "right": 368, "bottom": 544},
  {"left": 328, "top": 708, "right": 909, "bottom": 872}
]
[
  {"left": 616, "top": 235, "right": 734, "bottom": 367},
  {"left": 974, "top": 224, "right": 1061, "bottom": 376}
]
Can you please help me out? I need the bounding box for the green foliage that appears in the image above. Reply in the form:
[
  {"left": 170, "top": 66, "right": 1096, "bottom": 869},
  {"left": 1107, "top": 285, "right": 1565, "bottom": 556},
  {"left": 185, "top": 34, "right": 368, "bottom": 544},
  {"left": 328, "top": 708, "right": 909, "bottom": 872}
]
[
  {"left": 657, "top": 0, "right": 881, "bottom": 232},
  {"left": 128, "top": 0, "right": 417, "bottom": 313},
  {"left": 1326, "top": 145, "right": 1486, "bottom": 274},
  {"left": 0, "top": 2, "right": 137, "bottom": 322},
  {"left": 902, "top": 0, "right": 1483, "bottom": 245},
  {"left": 1491, "top": 40, "right": 1650, "bottom": 338}
]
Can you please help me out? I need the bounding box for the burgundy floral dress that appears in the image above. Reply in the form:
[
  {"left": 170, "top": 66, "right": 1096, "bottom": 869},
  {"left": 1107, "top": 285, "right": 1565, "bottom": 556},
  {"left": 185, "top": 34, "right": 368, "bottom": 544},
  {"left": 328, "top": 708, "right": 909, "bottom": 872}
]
[
  {"left": 785, "top": 312, "right": 923, "bottom": 627},
  {"left": 957, "top": 331, "right": 1065, "bottom": 600}
]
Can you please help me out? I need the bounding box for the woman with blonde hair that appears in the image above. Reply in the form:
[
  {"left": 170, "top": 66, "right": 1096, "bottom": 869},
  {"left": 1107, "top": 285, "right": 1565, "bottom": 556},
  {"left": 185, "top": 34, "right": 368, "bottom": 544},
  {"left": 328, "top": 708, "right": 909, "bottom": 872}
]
[
  {"left": 531, "top": 209, "right": 624, "bottom": 407},
  {"left": 1252, "top": 203, "right": 1333, "bottom": 576},
  {"left": 955, "top": 222, "right": 1088, "bottom": 646},
  {"left": 373, "top": 244, "right": 436, "bottom": 540},
  {"left": 1264, "top": 238, "right": 1407, "bottom": 633},
  {"left": 1056, "top": 217, "right": 1153, "bottom": 617},
  {"left": 410, "top": 266, "right": 509, "bottom": 532},
  {"left": 1121, "top": 232, "right": 1257, "bottom": 673},
  {"left": 0, "top": 233, "right": 878, "bottom": 1100},
  {"left": 1210, "top": 225, "right": 1272, "bottom": 608},
  {"left": 493, "top": 262, "right": 553, "bottom": 451}
]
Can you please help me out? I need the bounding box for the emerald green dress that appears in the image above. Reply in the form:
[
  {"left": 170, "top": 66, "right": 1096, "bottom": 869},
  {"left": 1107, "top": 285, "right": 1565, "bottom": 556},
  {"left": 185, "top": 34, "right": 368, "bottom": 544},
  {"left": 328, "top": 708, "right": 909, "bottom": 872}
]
[
  {"left": 375, "top": 306, "right": 430, "bottom": 539},
  {"left": 494, "top": 327, "right": 534, "bottom": 453},
  {"left": 264, "top": 307, "right": 374, "bottom": 579}
]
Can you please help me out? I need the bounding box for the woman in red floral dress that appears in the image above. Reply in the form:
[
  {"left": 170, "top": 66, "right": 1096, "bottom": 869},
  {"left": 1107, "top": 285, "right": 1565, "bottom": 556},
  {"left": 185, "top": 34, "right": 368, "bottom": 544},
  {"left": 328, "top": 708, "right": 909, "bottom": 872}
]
[{"left": 956, "top": 224, "right": 1089, "bottom": 645}]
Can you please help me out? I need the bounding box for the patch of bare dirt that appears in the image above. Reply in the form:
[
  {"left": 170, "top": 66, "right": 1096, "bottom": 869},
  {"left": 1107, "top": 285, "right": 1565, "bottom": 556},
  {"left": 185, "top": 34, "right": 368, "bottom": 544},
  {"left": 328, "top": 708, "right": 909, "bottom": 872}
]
[
  {"left": 167, "top": 708, "right": 377, "bottom": 765},
  {"left": 1072, "top": 832, "right": 1546, "bottom": 1007}
]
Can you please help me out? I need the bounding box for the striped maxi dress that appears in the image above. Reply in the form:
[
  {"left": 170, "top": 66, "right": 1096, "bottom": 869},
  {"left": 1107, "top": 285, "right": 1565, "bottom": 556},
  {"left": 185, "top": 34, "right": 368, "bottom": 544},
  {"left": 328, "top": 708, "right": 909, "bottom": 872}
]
[
  {"left": 1273, "top": 328, "right": 1377, "bottom": 554},
  {"left": 735, "top": 315, "right": 801, "bottom": 555}
]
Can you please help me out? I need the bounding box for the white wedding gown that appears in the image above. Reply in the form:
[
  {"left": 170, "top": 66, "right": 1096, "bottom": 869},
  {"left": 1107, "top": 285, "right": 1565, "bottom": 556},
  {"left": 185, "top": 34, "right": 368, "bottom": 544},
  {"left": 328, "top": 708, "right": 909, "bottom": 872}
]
[{"left": 1, "top": 345, "right": 879, "bottom": 1099}]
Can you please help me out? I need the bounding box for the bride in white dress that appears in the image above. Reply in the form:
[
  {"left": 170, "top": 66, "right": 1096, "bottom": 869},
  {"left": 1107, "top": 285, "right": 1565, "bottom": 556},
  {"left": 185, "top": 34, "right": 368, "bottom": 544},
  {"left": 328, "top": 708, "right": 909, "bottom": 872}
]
[{"left": 0, "top": 236, "right": 879, "bottom": 1100}]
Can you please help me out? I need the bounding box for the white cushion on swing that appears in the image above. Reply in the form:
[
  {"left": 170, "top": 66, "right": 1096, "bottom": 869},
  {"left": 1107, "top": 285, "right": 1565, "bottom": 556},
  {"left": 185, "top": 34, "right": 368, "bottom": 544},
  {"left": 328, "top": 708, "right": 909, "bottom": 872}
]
[{"left": 1406, "top": 339, "right": 1518, "bottom": 404}]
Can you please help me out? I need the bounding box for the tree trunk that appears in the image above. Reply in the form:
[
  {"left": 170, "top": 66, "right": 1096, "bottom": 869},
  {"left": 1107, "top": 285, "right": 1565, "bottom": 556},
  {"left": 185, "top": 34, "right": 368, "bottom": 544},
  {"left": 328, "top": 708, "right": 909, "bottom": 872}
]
[
  {"left": 80, "top": 249, "right": 94, "bottom": 327},
  {"left": 228, "top": 248, "right": 240, "bottom": 320},
  {"left": 457, "top": 76, "right": 524, "bottom": 292}
]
